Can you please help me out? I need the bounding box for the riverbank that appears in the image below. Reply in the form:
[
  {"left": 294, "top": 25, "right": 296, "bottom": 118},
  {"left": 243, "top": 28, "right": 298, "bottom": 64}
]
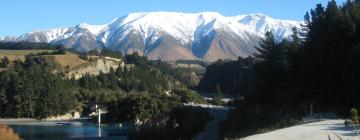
[
  {"left": 240, "top": 119, "right": 359, "bottom": 140},
  {"left": 0, "top": 118, "right": 38, "bottom": 124}
]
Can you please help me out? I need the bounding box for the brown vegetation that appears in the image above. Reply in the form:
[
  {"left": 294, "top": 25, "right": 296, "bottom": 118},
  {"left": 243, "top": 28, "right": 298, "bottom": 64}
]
[
  {"left": 0, "top": 49, "right": 54, "bottom": 61},
  {"left": 44, "top": 51, "right": 87, "bottom": 68},
  {"left": 0, "top": 50, "right": 88, "bottom": 69},
  {"left": 0, "top": 124, "right": 22, "bottom": 140}
]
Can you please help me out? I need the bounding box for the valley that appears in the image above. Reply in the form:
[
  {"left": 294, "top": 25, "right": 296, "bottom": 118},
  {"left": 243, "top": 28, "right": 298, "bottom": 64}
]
[{"left": 1, "top": 0, "right": 360, "bottom": 140}]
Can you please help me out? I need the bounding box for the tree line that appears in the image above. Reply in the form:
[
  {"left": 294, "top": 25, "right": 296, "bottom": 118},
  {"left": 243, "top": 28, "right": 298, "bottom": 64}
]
[
  {"left": 0, "top": 42, "right": 63, "bottom": 50},
  {"left": 0, "top": 56, "right": 77, "bottom": 118},
  {"left": 0, "top": 46, "right": 209, "bottom": 139}
]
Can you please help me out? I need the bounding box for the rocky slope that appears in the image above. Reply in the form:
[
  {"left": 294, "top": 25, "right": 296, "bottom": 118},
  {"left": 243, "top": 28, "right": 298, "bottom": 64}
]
[{"left": 67, "top": 57, "right": 123, "bottom": 79}]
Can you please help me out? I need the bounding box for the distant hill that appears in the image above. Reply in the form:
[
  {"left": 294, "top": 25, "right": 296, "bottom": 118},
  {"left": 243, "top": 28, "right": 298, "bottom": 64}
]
[{"left": 0, "top": 48, "right": 122, "bottom": 79}]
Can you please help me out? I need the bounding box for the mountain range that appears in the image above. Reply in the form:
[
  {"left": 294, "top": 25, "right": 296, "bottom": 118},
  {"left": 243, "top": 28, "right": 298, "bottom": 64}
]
[{"left": 0, "top": 12, "right": 301, "bottom": 61}]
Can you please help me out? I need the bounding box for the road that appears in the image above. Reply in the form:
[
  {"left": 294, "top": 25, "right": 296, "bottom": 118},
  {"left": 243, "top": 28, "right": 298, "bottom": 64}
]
[
  {"left": 241, "top": 120, "right": 359, "bottom": 140},
  {"left": 184, "top": 103, "right": 234, "bottom": 140},
  {"left": 196, "top": 109, "right": 230, "bottom": 140}
]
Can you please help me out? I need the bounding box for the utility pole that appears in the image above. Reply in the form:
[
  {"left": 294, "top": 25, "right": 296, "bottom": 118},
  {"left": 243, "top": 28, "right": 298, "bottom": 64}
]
[{"left": 310, "top": 104, "right": 313, "bottom": 118}]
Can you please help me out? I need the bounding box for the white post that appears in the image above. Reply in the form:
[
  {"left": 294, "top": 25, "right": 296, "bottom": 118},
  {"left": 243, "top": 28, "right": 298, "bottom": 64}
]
[
  {"left": 96, "top": 104, "right": 102, "bottom": 137},
  {"left": 96, "top": 104, "right": 101, "bottom": 126}
]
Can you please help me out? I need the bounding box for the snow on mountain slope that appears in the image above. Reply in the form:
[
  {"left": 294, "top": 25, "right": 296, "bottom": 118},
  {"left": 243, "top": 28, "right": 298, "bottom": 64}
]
[
  {"left": 17, "top": 27, "right": 71, "bottom": 43},
  {"left": 0, "top": 36, "right": 17, "bottom": 42},
  {"left": 0, "top": 12, "right": 301, "bottom": 61},
  {"left": 234, "top": 13, "right": 301, "bottom": 41},
  {"left": 105, "top": 12, "right": 239, "bottom": 45}
]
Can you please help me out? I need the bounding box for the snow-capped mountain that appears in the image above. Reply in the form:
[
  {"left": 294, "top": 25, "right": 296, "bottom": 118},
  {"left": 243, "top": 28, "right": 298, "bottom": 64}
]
[{"left": 0, "top": 12, "right": 301, "bottom": 61}]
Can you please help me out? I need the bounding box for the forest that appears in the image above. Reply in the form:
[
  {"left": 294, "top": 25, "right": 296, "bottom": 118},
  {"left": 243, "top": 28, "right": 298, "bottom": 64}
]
[
  {"left": 197, "top": 57, "right": 256, "bottom": 96},
  {"left": 209, "top": 0, "right": 360, "bottom": 138}
]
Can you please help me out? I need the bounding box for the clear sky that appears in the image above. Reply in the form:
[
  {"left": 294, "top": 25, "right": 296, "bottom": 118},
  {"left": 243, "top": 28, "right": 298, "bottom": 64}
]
[{"left": 0, "top": 0, "right": 346, "bottom": 36}]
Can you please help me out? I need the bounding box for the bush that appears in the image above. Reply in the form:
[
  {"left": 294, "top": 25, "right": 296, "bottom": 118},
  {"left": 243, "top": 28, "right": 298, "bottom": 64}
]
[
  {"left": 174, "top": 89, "right": 207, "bottom": 104},
  {"left": 106, "top": 94, "right": 181, "bottom": 123},
  {"left": 0, "top": 124, "right": 22, "bottom": 140},
  {"left": 351, "top": 108, "right": 358, "bottom": 123},
  {"left": 212, "top": 93, "right": 224, "bottom": 105},
  {"left": 0, "top": 57, "right": 10, "bottom": 68}
]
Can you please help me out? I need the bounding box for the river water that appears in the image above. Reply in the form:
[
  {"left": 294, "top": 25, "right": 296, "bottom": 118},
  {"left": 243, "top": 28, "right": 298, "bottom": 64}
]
[{"left": 8, "top": 122, "right": 130, "bottom": 140}]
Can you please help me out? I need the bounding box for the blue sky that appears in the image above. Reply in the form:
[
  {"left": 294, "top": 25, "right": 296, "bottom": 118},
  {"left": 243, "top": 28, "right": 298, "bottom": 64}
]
[{"left": 0, "top": 0, "right": 346, "bottom": 36}]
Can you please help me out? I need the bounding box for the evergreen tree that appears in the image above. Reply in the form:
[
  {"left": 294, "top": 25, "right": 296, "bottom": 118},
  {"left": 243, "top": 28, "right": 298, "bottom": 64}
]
[{"left": 255, "top": 31, "right": 286, "bottom": 92}]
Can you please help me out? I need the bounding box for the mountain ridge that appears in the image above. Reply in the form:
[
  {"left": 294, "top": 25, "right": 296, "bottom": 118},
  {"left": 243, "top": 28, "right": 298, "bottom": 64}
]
[{"left": 0, "top": 12, "right": 301, "bottom": 61}]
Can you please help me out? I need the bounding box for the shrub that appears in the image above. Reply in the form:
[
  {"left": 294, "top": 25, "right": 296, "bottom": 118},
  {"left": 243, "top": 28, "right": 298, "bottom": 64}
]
[
  {"left": 0, "top": 57, "right": 10, "bottom": 68},
  {"left": 0, "top": 124, "right": 22, "bottom": 140}
]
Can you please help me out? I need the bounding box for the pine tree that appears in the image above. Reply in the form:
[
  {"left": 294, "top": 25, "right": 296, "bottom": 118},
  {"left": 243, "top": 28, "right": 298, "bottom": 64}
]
[
  {"left": 255, "top": 31, "right": 286, "bottom": 91},
  {"left": 255, "top": 31, "right": 278, "bottom": 60}
]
